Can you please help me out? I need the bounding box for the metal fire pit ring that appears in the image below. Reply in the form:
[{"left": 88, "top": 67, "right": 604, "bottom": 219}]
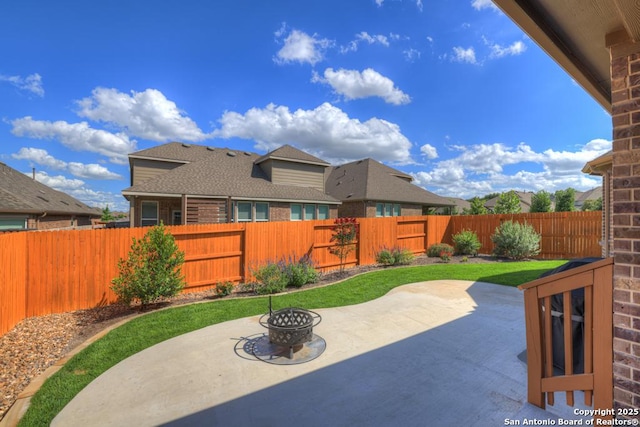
[{"left": 259, "top": 307, "right": 322, "bottom": 359}]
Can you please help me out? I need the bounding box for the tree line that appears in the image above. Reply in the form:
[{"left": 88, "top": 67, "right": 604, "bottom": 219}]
[{"left": 461, "top": 189, "right": 602, "bottom": 215}]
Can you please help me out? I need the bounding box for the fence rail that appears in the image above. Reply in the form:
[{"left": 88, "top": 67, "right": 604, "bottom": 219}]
[
  {"left": 518, "top": 257, "right": 613, "bottom": 422},
  {"left": 0, "top": 212, "right": 601, "bottom": 336}
]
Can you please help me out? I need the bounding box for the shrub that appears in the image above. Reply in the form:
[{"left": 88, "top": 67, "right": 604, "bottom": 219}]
[
  {"left": 439, "top": 249, "right": 452, "bottom": 263},
  {"left": 251, "top": 261, "right": 288, "bottom": 295},
  {"left": 491, "top": 220, "right": 541, "bottom": 260},
  {"left": 375, "top": 247, "right": 415, "bottom": 266},
  {"left": 214, "top": 281, "right": 234, "bottom": 297},
  {"left": 283, "top": 255, "right": 319, "bottom": 288},
  {"left": 111, "top": 223, "right": 185, "bottom": 308},
  {"left": 452, "top": 229, "right": 481, "bottom": 256},
  {"left": 427, "top": 243, "right": 454, "bottom": 258}
]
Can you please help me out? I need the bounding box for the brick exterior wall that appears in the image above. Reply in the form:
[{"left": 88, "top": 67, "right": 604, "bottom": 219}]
[
  {"left": 339, "top": 201, "right": 422, "bottom": 218},
  {"left": 27, "top": 214, "right": 96, "bottom": 230},
  {"left": 610, "top": 38, "right": 640, "bottom": 412}
]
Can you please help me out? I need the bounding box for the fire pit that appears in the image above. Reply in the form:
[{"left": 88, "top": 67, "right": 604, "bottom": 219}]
[{"left": 259, "top": 306, "right": 322, "bottom": 359}]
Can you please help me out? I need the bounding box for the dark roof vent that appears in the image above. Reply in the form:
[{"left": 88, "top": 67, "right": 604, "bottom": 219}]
[
  {"left": 244, "top": 152, "right": 251, "bottom": 156},
  {"left": 206, "top": 146, "right": 215, "bottom": 151},
  {"left": 60, "top": 200, "right": 69, "bottom": 205},
  {"left": 227, "top": 151, "right": 236, "bottom": 157},
  {"left": 182, "top": 143, "right": 191, "bottom": 148},
  {"left": 37, "top": 195, "right": 50, "bottom": 203}
]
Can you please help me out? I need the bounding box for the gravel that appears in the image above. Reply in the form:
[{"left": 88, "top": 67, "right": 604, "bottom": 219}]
[{"left": 0, "top": 254, "right": 495, "bottom": 420}]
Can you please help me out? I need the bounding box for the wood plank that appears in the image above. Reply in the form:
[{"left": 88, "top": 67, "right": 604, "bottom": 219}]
[
  {"left": 541, "top": 374, "right": 593, "bottom": 392},
  {"left": 543, "top": 296, "right": 555, "bottom": 406},
  {"left": 593, "top": 262, "right": 614, "bottom": 420},
  {"left": 524, "top": 288, "right": 545, "bottom": 409},
  {"left": 563, "top": 290, "right": 575, "bottom": 406}
]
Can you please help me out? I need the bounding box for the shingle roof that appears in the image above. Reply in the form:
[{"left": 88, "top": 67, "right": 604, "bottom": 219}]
[
  {"left": 129, "top": 142, "right": 223, "bottom": 163},
  {"left": 484, "top": 191, "right": 534, "bottom": 211},
  {"left": 0, "top": 163, "right": 101, "bottom": 216},
  {"left": 255, "top": 145, "right": 330, "bottom": 166},
  {"left": 325, "top": 158, "right": 454, "bottom": 207},
  {"left": 123, "top": 148, "right": 339, "bottom": 203}
]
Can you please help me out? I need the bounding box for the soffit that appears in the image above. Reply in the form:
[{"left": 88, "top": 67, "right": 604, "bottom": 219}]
[{"left": 493, "top": 0, "right": 636, "bottom": 113}]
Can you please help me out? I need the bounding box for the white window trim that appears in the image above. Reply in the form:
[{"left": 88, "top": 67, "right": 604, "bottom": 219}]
[
  {"left": 304, "top": 204, "right": 316, "bottom": 220},
  {"left": 290, "top": 204, "right": 302, "bottom": 221},
  {"left": 236, "top": 201, "right": 253, "bottom": 222},
  {"left": 255, "top": 202, "right": 269, "bottom": 222},
  {"left": 141, "top": 201, "right": 159, "bottom": 226},
  {"left": 318, "top": 204, "right": 329, "bottom": 220}
]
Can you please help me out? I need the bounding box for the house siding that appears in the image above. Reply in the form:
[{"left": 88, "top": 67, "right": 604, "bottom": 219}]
[
  {"left": 27, "top": 214, "right": 94, "bottom": 230},
  {"left": 132, "top": 197, "right": 182, "bottom": 227},
  {"left": 131, "top": 159, "right": 183, "bottom": 185},
  {"left": 339, "top": 201, "right": 421, "bottom": 218},
  {"left": 268, "top": 159, "right": 325, "bottom": 191},
  {"left": 609, "top": 37, "right": 640, "bottom": 412}
]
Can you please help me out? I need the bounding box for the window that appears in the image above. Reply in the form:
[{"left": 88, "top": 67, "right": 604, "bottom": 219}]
[
  {"left": 304, "top": 204, "right": 316, "bottom": 220},
  {"left": 393, "top": 204, "right": 401, "bottom": 216},
  {"left": 0, "top": 217, "right": 27, "bottom": 230},
  {"left": 290, "top": 204, "right": 302, "bottom": 221},
  {"left": 376, "top": 203, "right": 384, "bottom": 217},
  {"left": 172, "top": 210, "right": 182, "bottom": 226},
  {"left": 385, "top": 203, "right": 392, "bottom": 217},
  {"left": 237, "top": 202, "right": 252, "bottom": 222},
  {"left": 255, "top": 203, "right": 269, "bottom": 221},
  {"left": 318, "top": 205, "right": 329, "bottom": 220},
  {"left": 141, "top": 201, "right": 158, "bottom": 226}
]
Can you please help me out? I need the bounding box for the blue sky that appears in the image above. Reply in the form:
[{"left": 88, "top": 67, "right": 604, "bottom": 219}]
[{"left": 0, "top": 0, "right": 612, "bottom": 211}]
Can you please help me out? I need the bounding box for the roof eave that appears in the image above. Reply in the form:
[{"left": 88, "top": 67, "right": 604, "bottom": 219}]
[{"left": 492, "top": 0, "right": 612, "bottom": 113}]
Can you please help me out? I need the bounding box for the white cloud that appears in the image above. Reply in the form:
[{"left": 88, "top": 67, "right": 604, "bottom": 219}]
[
  {"left": 452, "top": 47, "right": 477, "bottom": 64},
  {"left": 403, "top": 48, "right": 421, "bottom": 62},
  {"left": 420, "top": 144, "right": 438, "bottom": 159},
  {"left": 312, "top": 68, "right": 411, "bottom": 105},
  {"left": 471, "top": 0, "right": 499, "bottom": 11},
  {"left": 487, "top": 40, "right": 527, "bottom": 58},
  {"left": 76, "top": 87, "right": 209, "bottom": 142},
  {"left": 416, "top": 0, "right": 423, "bottom": 11},
  {"left": 10, "top": 117, "right": 135, "bottom": 164},
  {"left": 411, "top": 139, "right": 611, "bottom": 199},
  {"left": 341, "top": 31, "right": 391, "bottom": 53},
  {"left": 12, "top": 147, "right": 123, "bottom": 180},
  {"left": 12, "top": 147, "right": 67, "bottom": 170},
  {"left": 67, "top": 163, "right": 122, "bottom": 180},
  {"left": 375, "top": 0, "right": 384, "bottom": 6},
  {"left": 0, "top": 73, "right": 44, "bottom": 97},
  {"left": 214, "top": 102, "right": 414, "bottom": 164},
  {"left": 274, "top": 29, "right": 333, "bottom": 65},
  {"left": 33, "top": 171, "right": 128, "bottom": 210}
]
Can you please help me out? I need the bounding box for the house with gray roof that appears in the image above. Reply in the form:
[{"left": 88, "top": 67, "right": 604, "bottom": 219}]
[
  {"left": 0, "top": 162, "right": 100, "bottom": 231},
  {"left": 324, "top": 158, "right": 454, "bottom": 218},
  {"left": 123, "top": 142, "right": 454, "bottom": 226},
  {"left": 123, "top": 143, "right": 340, "bottom": 226}
]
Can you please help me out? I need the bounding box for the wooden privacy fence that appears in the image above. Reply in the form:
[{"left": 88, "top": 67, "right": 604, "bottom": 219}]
[
  {"left": 448, "top": 211, "right": 602, "bottom": 259},
  {"left": 0, "top": 215, "right": 448, "bottom": 336},
  {"left": 518, "top": 257, "right": 613, "bottom": 421},
  {"left": 0, "top": 212, "right": 598, "bottom": 336}
]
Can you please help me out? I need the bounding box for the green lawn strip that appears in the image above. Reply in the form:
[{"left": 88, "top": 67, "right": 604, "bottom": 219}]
[{"left": 18, "top": 260, "right": 564, "bottom": 426}]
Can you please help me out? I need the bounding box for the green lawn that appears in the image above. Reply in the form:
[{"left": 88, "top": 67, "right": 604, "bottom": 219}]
[{"left": 18, "top": 260, "right": 564, "bottom": 426}]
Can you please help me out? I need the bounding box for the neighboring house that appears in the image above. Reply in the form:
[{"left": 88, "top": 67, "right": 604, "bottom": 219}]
[
  {"left": 324, "top": 158, "right": 454, "bottom": 217},
  {"left": 494, "top": 0, "right": 639, "bottom": 413},
  {"left": 442, "top": 197, "right": 471, "bottom": 215},
  {"left": 574, "top": 186, "right": 603, "bottom": 210},
  {"left": 0, "top": 162, "right": 100, "bottom": 231},
  {"left": 582, "top": 151, "right": 613, "bottom": 257},
  {"left": 123, "top": 143, "right": 340, "bottom": 226},
  {"left": 484, "top": 191, "right": 534, "bottom": 213}
]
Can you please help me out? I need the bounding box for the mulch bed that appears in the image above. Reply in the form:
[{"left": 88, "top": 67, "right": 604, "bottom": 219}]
[{"left": 0, "top": 254, "right": 498, "bottom": 420}]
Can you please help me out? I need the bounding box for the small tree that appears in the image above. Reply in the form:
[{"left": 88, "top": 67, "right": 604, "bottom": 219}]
[
  {"left": 328, "top": 217, "right": 358, "bottom": 274},
  {"left": 554, "top": 188, "right": 576, "bottom": 212},
  {"left": 111, "top": 223, "right": 185, "bottom": 308},
  {"left": 101, "top": 205, "right": 115, "bottom": 222},
  {"left": 494, "top": 191, "right": 522, "bottom": 214},
  {"left": 581, "top": 198, "right": 602, "bottom": 211},
  {"left": 466, "top": 197, "right": 487, "bottom": 215},
  {"left": 530, "top": 190, "right": 552, "bottom": 213}
]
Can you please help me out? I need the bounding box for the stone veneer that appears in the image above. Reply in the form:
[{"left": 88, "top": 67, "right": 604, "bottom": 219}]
[{"left": 609, "top": 36, "right": 640, "bottom": 412}]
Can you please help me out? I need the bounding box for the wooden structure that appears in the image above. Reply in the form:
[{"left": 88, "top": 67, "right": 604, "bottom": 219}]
[
  {"left": 519, "top": 258, "right": 613, "bottom": 421},
  {"left": 1, "top": 212, "right": 600, "bottom": 336}
]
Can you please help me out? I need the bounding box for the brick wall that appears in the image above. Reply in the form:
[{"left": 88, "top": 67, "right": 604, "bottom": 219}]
[{"left": 610, "top": 37, "right": 640, "bottom": 412}]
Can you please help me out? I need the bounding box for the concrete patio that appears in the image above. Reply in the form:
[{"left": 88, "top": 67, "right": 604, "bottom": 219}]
[{"left": 52, "top": 280, "right": 591, "bottom": 426}]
